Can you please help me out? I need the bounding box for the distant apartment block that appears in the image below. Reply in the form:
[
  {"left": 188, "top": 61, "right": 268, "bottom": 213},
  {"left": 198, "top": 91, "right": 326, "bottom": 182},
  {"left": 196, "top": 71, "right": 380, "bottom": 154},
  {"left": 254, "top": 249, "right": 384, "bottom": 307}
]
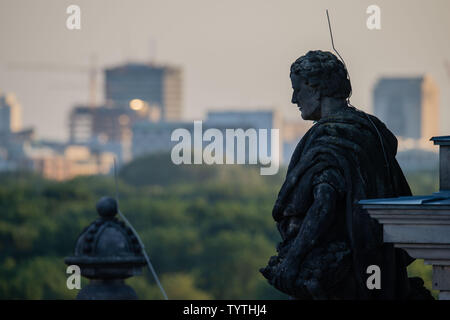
[
  {"left": 70, "top": 105, "right": 134, "bottom": 144},
  {"left": 373, "top": 76, "right": 439, "bottom": 141},
  {"left": 132, "top": 121, "right": 192, "bottom": 158},
  {"left": 206, "top": 109, "right": 283, "bottom": 163},
  {"left": 27, "top": 144, "right": 115, "bottom": 181},
  {"left": 105, "top": 63, "right": 183, "bottom": 121},
  {"left": 69, "top": 103, "right": 161, "bottom": 163},
  {"left": 132, "top": 109, "right": 282, "bottom": 163},
  {"left": 206, "top": 110, "right": 282, "bottom": 131},
  {"left": 132, "top": 121, "right": 255, "bottom": 159}
]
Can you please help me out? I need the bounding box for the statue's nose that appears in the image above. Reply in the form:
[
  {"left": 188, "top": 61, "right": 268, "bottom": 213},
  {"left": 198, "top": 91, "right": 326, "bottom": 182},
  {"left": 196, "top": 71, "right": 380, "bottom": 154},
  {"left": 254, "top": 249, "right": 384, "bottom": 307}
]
[{"left": 291, "top": 92, "right": 297, "bottom": 104}]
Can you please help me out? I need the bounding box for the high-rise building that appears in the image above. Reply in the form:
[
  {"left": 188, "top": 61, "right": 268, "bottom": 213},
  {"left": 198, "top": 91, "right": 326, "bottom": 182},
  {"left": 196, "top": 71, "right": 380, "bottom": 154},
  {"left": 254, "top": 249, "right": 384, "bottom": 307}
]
[
  {"left": 105, "top": 63, "right": 182, "bottom": 121},
  {"left": 69, "top": 106, "right": 133, "bottom": 144},
  {"left": 373, "top": 76, "right": 439, "bottom": 141}
]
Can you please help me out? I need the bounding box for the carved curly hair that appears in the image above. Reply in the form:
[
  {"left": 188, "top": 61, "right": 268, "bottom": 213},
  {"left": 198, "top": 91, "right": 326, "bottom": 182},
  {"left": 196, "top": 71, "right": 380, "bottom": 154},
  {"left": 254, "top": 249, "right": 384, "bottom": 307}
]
[{"left": 290, "top": 50, "right": 352, "bottom": 99}]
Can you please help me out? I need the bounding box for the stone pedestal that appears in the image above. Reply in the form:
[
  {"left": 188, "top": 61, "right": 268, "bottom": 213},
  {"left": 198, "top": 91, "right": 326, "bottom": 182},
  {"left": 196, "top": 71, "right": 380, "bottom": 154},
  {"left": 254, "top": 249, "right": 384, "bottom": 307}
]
[{"left": 360, "top": 200, "right": 450, "bottom": 299}]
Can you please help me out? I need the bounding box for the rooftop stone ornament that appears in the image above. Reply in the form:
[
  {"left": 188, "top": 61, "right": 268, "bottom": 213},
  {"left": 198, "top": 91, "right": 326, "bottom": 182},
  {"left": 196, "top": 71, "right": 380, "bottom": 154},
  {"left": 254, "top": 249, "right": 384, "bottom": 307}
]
[{"left": 65, "top": 196, "right": 146, "bottom": 300}]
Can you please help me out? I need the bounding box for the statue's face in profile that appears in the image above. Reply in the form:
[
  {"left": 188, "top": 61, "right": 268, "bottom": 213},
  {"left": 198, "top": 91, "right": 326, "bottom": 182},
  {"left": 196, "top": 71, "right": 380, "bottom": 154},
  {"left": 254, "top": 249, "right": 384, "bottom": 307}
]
[{"left": 290, "top": 73, "right": 321, "bottom": 121}]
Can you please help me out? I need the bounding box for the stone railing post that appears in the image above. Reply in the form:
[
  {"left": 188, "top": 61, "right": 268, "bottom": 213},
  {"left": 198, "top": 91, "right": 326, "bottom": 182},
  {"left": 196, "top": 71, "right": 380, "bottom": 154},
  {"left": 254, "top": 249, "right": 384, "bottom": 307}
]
[{"left": 65, "top": 196, "right": 146, "bottom": 299}]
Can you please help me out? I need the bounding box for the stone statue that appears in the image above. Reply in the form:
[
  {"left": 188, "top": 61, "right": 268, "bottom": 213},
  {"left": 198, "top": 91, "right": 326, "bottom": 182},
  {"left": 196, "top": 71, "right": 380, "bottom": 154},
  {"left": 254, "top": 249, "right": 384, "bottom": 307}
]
[{"left": 260, "top": 50, "right": 433, "bottom": 299}]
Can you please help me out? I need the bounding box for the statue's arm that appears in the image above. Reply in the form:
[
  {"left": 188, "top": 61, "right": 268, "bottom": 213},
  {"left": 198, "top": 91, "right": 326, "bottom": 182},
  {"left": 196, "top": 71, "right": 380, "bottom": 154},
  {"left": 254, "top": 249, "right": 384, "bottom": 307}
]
[{"left": 284, "top": 182, "right": 338, "bottom": 264}]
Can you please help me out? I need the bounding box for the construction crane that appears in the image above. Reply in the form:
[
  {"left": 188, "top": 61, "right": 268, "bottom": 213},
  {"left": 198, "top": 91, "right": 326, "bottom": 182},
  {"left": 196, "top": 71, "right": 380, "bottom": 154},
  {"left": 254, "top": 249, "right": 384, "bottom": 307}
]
[{"left": 6, "top": 54, "right": 99, "bottom": 108}]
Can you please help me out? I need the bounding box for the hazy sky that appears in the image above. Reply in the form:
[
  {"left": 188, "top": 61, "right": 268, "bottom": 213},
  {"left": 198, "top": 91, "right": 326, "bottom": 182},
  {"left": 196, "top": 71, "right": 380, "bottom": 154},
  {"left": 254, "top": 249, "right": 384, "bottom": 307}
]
[{"left": 0, "top": 0, "right": 449, "bottom": 141}]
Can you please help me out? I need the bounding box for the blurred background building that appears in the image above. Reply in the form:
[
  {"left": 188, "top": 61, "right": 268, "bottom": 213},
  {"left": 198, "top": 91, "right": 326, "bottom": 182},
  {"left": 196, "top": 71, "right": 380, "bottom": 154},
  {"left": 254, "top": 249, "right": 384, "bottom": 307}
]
[
  {"left": 0, "top": 62, "right": 442, "bottom": 179},
  {"left": 373, "top": 75, "right": 440, "bottom": 171},
  {"left": 105, "top": 63, "right": 182, "bottom": 121},
  {"left": 0, "top": 90, "right": 116, "bottom": 179},
  {"left": 373, "top": 75, "right": 439, "bottom": 147},
  {"left": 132, "top": 109, "right": 283, "bottom": 164},
  {"left": 68, "top": 102, "right": 161, "bottom": 164},
  {"left": 0, "top": 92, "right": 33, "bottom": 171},
  {"left": 26, "top": 144, "right": 115, "bottom": 181}
]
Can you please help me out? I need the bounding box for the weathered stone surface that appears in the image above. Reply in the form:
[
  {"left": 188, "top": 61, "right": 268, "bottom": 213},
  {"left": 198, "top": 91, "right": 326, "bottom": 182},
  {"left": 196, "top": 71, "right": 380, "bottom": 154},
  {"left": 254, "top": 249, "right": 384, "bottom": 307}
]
[
  {"left": 260, "top": 50, "right": 432, "bottom": 300},
  {"left": 65, "top": 197, "right": 146, "bottom": 300}
]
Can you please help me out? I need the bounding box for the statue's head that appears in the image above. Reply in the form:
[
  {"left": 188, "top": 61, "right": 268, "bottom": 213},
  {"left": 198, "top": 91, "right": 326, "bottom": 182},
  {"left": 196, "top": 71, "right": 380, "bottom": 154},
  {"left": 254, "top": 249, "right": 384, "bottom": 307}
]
[{"left": 290, "top": 50, "right": 351, "bottom": 120}]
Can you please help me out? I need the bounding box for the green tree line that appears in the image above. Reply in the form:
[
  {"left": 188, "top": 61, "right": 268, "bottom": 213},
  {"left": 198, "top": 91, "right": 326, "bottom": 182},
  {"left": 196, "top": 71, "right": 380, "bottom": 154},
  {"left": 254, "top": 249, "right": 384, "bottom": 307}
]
[{"left": 0, "top": 153, "right": 438, "bottom": 299}]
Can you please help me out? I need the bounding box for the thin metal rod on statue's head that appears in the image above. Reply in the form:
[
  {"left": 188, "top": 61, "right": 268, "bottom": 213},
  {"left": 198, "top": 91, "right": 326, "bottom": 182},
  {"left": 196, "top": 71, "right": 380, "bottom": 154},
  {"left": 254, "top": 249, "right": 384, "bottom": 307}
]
[
  {"left": 326, "top": 9, "right": 352, "bottom": 100},
  {"left": 326, "top": 10, "right": 347, "bottom": 72},
  {"left": 113, "top": 158, "right": 169, "bottom": 300}
]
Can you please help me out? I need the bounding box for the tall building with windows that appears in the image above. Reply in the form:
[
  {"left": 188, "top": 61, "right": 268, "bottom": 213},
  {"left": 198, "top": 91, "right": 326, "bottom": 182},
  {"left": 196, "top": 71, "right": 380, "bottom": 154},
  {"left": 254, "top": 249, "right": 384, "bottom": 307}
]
[
  {"left": 373, "top": 75, "right": 440, "bottom": 170},
  {"left": 373, "top": 75, "right": 439, "bottom": 141},
  {"left": 105, "top": 63, "right": 182, "bottom": 121},
  {"left": 68, "top": 103, "right": 161, "bottom": 164}
]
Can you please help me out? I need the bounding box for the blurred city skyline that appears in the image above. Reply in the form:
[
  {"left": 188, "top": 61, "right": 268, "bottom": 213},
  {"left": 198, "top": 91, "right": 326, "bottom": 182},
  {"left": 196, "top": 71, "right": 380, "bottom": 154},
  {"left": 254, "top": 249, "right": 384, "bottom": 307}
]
[{"left": 0, "top": 0, "right": 449, "bottom": 141}]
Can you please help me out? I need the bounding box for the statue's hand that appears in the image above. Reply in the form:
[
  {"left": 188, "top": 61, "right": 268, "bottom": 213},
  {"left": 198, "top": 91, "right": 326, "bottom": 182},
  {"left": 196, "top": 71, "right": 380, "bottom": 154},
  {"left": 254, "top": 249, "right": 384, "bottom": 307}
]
[
  {"left": 260, "top": 241, "right": 307, "bottom": 295},
  {"left": 259, "top": 255, "right": 279, "bottom": 282},
  {"left": 262, "top": 254, "right": 302, "bottom": 295}
]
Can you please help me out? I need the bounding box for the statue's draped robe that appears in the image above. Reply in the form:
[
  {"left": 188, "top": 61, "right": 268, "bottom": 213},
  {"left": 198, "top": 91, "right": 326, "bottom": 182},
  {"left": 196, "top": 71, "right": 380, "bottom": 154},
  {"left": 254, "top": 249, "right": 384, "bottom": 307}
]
[{"left": 271, "top": 106, "right": 419, "bottom": 299}]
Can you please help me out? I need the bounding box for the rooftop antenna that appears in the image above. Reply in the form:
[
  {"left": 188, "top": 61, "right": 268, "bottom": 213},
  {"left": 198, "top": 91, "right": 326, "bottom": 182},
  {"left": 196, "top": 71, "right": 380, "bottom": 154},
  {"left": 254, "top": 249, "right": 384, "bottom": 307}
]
[{"left": 113, "top": 158, "right": 168, "bottom": 300}]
